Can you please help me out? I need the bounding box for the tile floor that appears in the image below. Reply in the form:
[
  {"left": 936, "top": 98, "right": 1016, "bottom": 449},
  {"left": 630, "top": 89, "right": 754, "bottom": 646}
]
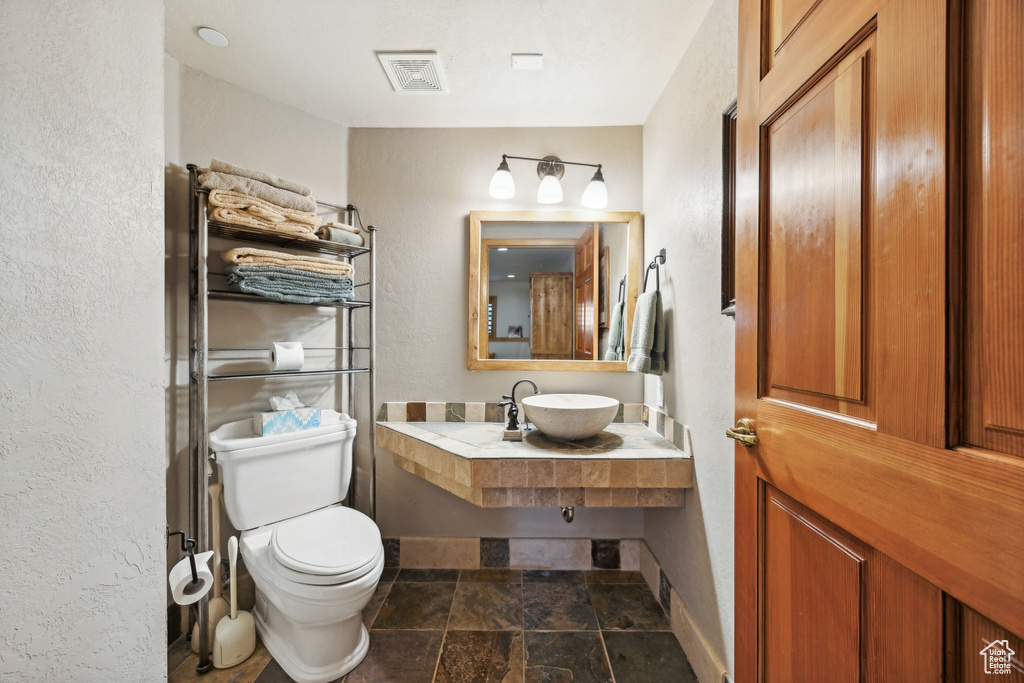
[{"left": 168, "top": 568, "right": 698, "bottom": 682}]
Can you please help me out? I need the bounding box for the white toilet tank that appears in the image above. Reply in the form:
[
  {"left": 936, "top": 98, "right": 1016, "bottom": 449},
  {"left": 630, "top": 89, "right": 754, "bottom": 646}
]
[{"left": 210, "top": 410, "right": 358, "bottom": 530}]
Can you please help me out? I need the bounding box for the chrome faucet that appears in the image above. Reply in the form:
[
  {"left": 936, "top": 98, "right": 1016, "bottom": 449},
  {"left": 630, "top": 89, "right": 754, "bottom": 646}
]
[{"left": 499, "top": 379, "right": 540, "bottom": 432}]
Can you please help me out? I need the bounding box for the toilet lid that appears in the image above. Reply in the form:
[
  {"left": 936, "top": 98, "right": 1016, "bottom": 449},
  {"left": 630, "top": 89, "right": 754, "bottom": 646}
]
[{"left": 270, "top": 506, "right": 382, "bottom": 585}]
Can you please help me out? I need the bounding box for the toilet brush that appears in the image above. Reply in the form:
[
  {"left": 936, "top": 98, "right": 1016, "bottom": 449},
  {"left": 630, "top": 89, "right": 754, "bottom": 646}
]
[
  {"left": 191, "top": 483, "right": 231, "bottom": 654},
  {"left": 212, "top": 535, "right": 256, "bottom": 669}
]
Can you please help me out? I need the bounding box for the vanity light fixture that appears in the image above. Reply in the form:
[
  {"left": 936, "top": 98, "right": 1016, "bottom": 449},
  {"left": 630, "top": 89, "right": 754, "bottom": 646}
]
[{"left": 488, "top": 155, "right": 608, "bottom": 209}]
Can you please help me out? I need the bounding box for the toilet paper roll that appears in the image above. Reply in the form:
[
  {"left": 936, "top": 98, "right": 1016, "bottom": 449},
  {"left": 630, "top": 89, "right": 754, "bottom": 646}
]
[
  {"left": 169, "top": 550, "right": 214, "bottom": 606},
  {"left": 270, "top": 341, "right": 304, "bottom": 371}
]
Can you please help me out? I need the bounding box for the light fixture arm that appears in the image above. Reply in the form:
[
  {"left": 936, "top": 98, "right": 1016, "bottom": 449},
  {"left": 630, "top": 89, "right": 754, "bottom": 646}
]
[{"left": 500, "top": 154, "right": 602, "bottom": 170}]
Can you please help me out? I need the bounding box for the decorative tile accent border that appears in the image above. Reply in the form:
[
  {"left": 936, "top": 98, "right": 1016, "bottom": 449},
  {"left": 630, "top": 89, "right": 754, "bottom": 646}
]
[
  {"left": 378, "top": 401, "right": 647, "bottom": 425},
  {"left": 640, "top": 540, "right": 729, "bottom": 683},
  {"left": 381, "top": 537, "right": 641, "bottom": 571},
  {"left": 378, "top": 400, "right": 687, "bottom": 454},
  {"left": 643, "top": 403, "right": 692, "bottom": 454}
]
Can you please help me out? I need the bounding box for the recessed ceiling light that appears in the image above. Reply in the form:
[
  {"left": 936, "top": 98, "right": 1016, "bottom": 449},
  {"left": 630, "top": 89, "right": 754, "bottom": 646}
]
[
  {"left": 198, "top": 27, "right": 229, "bottom": 48},
  {"left": 497, "top": 247, "right": 509, "bottom": 251},
  {"left": 507, "top": 274, "right": 515, "bottom": 278}
]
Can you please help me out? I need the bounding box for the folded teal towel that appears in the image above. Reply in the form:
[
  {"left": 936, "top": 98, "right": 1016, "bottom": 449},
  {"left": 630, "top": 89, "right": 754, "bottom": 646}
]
[
  {"left": 626, "top": 291, "right": 665, "bottom": 375},
  {"left": 316, "top": 226, "right": 365, "bottom": 247},
  {"left": 603, "top": 301, "right": 625, "bottom": 360},
  {"left": 224, "top": 265, "right": 353, "bottom": 304}
]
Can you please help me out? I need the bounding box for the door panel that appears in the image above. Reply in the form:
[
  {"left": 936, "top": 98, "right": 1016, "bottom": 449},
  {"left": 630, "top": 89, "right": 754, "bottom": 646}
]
[
  {"left": 762, "top": 486, "right": 944, "bottom": 681},
  {"left": 736, "top": 0, "right": 1024, "bottom": 679},
  {"left": 765, "top": 41, "right": 870, "bottom": 417},
  {"left": 963, "top": 0, "right": 1024, "bottom": 457},
  {"left": 953, "top": 604, "right": 1024, "bottom": 682},
  {"left": 763, "top": 487, "right": 862, "bottom": 681}
]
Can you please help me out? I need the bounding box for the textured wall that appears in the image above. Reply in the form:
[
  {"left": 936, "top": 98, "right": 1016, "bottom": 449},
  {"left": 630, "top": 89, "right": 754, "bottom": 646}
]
[
  {"left": 349, "top": 126, "right": 646, "bottom": 538},
  {"left": 642, "top": 0, "right": 738, "bottom": 674},
  {"left": 0, "top": 2, "right": 166, "bottom": 678},
  {"left": 164, "top": 57, "right": 350, "bottom": 603}
]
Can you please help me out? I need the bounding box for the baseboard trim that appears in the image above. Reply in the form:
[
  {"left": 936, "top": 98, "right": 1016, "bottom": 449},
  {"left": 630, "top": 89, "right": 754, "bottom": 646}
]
[{"left": 640, "top": 540, "right": 729, "bottom": 683}]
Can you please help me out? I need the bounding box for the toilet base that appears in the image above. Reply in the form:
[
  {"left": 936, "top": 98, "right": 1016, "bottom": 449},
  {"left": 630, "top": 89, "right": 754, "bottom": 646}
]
[{"left": 253, "top": 589, "right": 371, "bottom": 683}]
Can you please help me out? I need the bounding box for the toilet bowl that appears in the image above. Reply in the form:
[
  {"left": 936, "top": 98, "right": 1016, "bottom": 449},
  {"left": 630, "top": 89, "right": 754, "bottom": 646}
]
[{"left": 210, "top": 411, "right": 382, "bottom": 683}]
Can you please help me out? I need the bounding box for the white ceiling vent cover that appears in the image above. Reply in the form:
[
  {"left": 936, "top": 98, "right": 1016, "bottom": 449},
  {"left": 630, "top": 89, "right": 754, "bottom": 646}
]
[{"left": 376, "top": 52, "right": 449, "bottom": 95}]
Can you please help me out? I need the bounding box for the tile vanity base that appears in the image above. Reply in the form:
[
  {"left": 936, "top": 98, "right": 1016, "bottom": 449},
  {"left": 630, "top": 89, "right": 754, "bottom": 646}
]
[{"left": 376, "top": 411, "right": 692, "bottom": 508}]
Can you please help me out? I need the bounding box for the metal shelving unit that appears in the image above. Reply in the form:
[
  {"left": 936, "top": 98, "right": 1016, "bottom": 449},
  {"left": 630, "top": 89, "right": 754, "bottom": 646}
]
[{"left": 186, "top": 164, "right": 377, "bottom": 673}]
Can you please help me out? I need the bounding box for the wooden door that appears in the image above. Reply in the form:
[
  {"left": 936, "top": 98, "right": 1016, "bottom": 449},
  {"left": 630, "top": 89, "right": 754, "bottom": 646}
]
[
  {"left": 735, "top": 0, "right": 1024, "bottom": 680},
  {"left": 530, "top": 272, "right": 573, "bottom": 360},
  {"left": 574, "top": 224, "right": 598, "bottom": 360}
]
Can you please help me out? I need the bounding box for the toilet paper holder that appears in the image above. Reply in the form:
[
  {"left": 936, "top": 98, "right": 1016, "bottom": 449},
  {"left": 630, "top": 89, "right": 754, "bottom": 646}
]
[{"left": 167, "top": 527, "right": 200, "bottom": 585}]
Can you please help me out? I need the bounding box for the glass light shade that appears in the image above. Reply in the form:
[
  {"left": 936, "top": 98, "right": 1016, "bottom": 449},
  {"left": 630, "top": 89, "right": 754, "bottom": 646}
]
[
  {"left": 581, "top": 168, "right": 607, "bottom": 209},
  {"left": 489, "top": 165, "right": 515, "bottom": 199},
  {"left": 536, "top": 174, "right": 563, "bottom": 204}
]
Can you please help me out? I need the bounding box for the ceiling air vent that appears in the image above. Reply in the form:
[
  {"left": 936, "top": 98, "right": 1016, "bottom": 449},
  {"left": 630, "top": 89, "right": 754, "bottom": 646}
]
[{"left": 376, "top": 52, "right": 449, "bottom": 95}]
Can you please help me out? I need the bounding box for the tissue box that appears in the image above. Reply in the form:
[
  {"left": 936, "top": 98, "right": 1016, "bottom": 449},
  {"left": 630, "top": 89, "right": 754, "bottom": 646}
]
[{"left": 254, "top": 407, "right": 322, "bottom": 436}]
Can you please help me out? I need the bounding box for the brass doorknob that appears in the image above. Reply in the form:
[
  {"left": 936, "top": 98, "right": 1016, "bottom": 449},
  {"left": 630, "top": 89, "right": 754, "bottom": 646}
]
[{"left": 726, "top": 418, "right": 758, "bottom": 447}]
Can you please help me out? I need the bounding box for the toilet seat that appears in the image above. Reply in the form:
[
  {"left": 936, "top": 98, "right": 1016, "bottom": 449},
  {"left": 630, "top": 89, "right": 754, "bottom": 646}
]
[{"left": 269, "top": 506, "right": 383, "bottom": 586}]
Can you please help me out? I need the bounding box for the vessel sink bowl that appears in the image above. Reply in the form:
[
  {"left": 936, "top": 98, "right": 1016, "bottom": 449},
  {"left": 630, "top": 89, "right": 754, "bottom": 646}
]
[{"left": 520, "top": 394, "right": 620, "bottom": 440}]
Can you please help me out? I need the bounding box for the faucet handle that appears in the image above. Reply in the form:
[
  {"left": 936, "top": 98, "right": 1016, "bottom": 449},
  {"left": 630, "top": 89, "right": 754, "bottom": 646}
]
[{"left": 501, "top": 394, "right": 513, "bottom": 401}]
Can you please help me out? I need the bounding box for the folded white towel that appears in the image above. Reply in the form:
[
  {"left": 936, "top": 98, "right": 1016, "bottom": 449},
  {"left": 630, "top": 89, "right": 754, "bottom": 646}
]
[
  {"left": 320, "top": 220, "right": 361, "bottom": 235},
  {"left": 208, "top": 189, "right": 321, "bottom": 227},
  {"left": 210, "top": 207, "right": 317, "bottom": 238},
  {"left": 200, "top": 171, "right": 318, "bottom": 213},
  {"left": 222, "top": 247, "right": 354, "bottom": 277},
  {"left": 210, "top": 158, "right": 312, "bottom": 197}
]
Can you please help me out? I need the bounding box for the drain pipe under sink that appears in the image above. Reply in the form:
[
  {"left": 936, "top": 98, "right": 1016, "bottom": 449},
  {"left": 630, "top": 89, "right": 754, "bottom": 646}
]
[{"left": 560, "top": 506, "right": 575, "bottom": 523}]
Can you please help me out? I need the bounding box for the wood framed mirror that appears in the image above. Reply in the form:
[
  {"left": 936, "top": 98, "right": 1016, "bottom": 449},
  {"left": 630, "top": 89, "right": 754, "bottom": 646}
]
[{"left": 468, "top": 210, "right": 643, "bottom": 371}]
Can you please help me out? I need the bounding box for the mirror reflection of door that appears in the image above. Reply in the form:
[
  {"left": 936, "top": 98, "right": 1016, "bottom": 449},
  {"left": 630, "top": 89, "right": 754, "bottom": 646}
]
[
  {"left": 574, "top": 224, "right": 598, "bottom": 360},
  {"left": 480, "top": 220, "right": 629, "bottom": 362},
  {"left": 530, "top": 272, "right": 572, "bottom": 359}
]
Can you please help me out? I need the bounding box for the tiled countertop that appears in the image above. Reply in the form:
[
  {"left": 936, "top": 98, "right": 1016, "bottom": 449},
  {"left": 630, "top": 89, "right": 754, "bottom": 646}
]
[{"left": 376, "top": 421, "right": 693, "bottom": 508}]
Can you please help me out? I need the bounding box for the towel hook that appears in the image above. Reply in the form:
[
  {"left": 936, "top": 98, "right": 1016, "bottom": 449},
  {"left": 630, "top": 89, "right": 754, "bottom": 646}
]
[
  {"left": 617, "top": 276, "right": 626, "bottom": 304},
  {"left": 643, "top": 248, "right": 667, "bottom": 292}
]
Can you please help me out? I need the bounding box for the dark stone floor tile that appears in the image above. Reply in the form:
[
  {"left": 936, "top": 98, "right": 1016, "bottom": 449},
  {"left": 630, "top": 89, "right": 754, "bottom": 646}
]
[
  {"left": 589, "top": 584, "right": 671, "bottom": 632},
  {"left": 345, "top": 630, "right": 444, "bottom": 683},
  {"left": 522, "top": 569, "right": 585, "bottom": 584},
  {"left": 166, "top": 636, "right": 192, "bottom": 676},
  {"left": 449, "top": 582, "right": 523, "bottom": 631},
  {"left": 168, "top": 639, "right": 273, "bottom": 683},
  {"left": 372, "top": 582, "right": 457, "bottom": 630},
  {"left": 523, "top": 583, "right": 599, "bottom": 631},
  {"left": 603, "top": 631, "right": 698, "bottom": 683},
  {"left": 363, "top": 580, "right": 392, "bottom": 627},
  {"left": 396, "top": 568, "right": 462, "bottom": 582},
  {"left": 460, "top": 568, "right": 522, "bottom": 583},
  {"left": 379, "top": 567, "right": 399, "bottom": 583},
  {"left": 591, "top": 539, "right": 621, "bottom": 570},
  {"left": 524, "top": 631, "right": 612, "bottom": 683},
  {"left": 383, "top": 538, "right": 400, "bottom": 568},
  {"left": 253, "top": 658, "right": 344, "bottom": 683},
  {"left": 481, "top": 537, "right": 511, "bottom": 568},
  {"left": 584, "top": 570, "right": 646, "bottom": 584},
  {"left": 435, "top": 630, "right": 524, "bottom": 683}
]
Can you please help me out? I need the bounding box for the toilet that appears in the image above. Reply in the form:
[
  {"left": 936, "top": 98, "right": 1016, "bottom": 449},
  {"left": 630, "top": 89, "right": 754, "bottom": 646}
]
[{"left": 210, "top": 410, "right": 383, "bottom": 683}]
